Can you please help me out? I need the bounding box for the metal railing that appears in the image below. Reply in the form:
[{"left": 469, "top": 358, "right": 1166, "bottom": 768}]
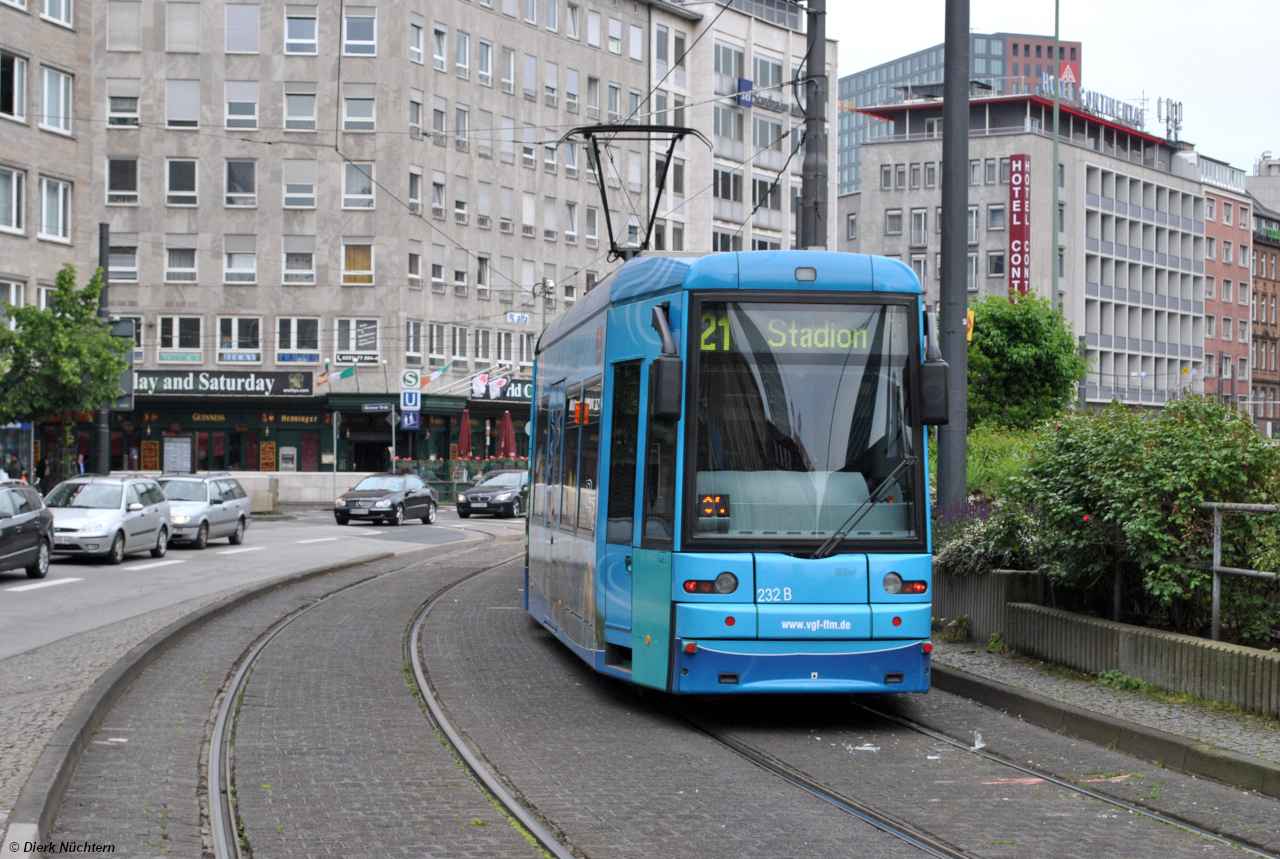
[{"left": 1203, "top": 502, "right": 1279, "bottom": 641}]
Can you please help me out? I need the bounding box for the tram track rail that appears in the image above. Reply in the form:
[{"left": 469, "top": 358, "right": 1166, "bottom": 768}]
[{"left": 207, "top": 525, "right": 523, "bottom": 859}]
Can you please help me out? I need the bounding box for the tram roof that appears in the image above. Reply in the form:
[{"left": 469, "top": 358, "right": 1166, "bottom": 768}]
[{"left": 540, "top": 251, "right": 919, "bottom": 351}]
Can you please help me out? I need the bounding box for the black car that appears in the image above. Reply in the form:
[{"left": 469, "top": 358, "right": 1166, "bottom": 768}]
[
  {"left": 0, "top": 480, "right": 54, "bottom": 578},
  {"left": 334, "top": 473, "right": 438, "bottom": 526},
  {"left": 457, "top": 470, "right": 528, "bottom": 518}
]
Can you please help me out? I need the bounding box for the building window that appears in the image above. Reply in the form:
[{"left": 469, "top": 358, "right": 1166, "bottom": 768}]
[
  {"left": 845, "top": 213, "right": 857, "bottom": 241},
  {"left": 967, "top": 206, "right": 979, "bottom": 244},
  {"left": 225, "top": 81, "right": 258, "bottom": 129},
  {"left": 164, "top": 240, "right": 197, "bottom": 282},
  {"left": 1205, "top": 315, "right": 1215, "bottom": 338},
  {"left": 1206, "top": 198, "right": 1216, "bottom": 220},
  {"left": 1223, "top": 317, "right": 1233, "bottom": 341},
  {"left": 166, "top": 159, "right": 197, "bottom": 206},
  {"left": 223, "top": 237, "right": 256, "bottom": 283},
  {"left": 987, "top": 204, "right": 1006, "bottom": 231},
  {"left": 225, "top": 160, "right": 256, "bottom": 206},
  {"left": 166, "top": 2, "right": 200, "bottom": 52},
  {"left": 0, "top": 167, "right": 24, "bottom": 233},
  {"left": 41, "top": 0, "right": 71, "bottom": 27},
  {"left": 1, "top": 52, "right": 28, "bottom": 121},
  {"left": 107, "top": 158, "right": 138, "bottom": 205},
  {"left": 519, "top": 332, "right": 535, "bottom": 367},
  {"left": 884, "top": 208, "right": 902, "bottom": 235},
  {"left": 908, "top": 208, "right": 926, "bottom": 245},
  {"left": 432, "top": 26, "right": 447, "bottom": 71},
  {"left": 608, "top": 17, "right": 622, "bottom": 54},
  {"left": 343, "top": 8, "right": 376, "bottom": 55},
  {"left": 1223, "top": 280, "right": 1233, "bottom": 302},
  {"left": 1223, "top": 241, "right": 1233, "bottom": 264},
  {"left": 985, "top": 159, "right": 997, "bottom": 184},
  {"left": 410, "top": 17, "right": 424, "bottom": 64},
  {"left": 712, "top": 230, "right": 742, "bottom": 253},
  {"left": 342, "top": 242, "right": 374, "bottom": 285},
  {"left": 406, "top": 320, "right": 423, "bottom": 366},
  {"left": 343, "top": 93, "right": 375, "bottom": 131},
  {"left": 159, "top": 316, "right": 202, "bottom": 359},
  {"left": 456, "top": 32, "right": 470, "bottom": 78},
  {"left": 282, "top": 159, "right": 317, "bottom": 208},
  {"left": 225, "top": 4, "right": 259, "bottom": 54},
  {"left": 478, "top": 40, "right": 493, "bottom": 86},
  {"left": 343, "top": 163, "right": 374, "bottom": 209},
  {"left": 969, "top": 160, "right": 981, "bottom": 185},
  {"left": 987, "top": 252, "right": 1005, "bottom": 276},
  {"left": 566, "top": 3, "right": 579, "bottom": 38},
  {"left": 285, "top": 86, "right": 317, "bottom": 130},
  {"left": 217, "top": 317, "right": 261, "bottom": 362},
  {"left": 37, "top": 177, "right": 70, "bottom": 241},
  {"left": 1223, "top": 202, "right": 1232, "bottom": 226},
  {"left": 278, "top": 317, "right": 320, "bottom": 359},
  {"left": 286, "top": 7, "right": 318, "bottom": 54},
  {"left": 334, "top": 319, "right": 378, "bottom": 361},
  {"left": 283, "top": 236, "right": 316, "bottom": 284},
  {"left": 106, "top": 81, "right": 140, "bottom": 126},
  {"left": 911, "top": 254, "right": 926, "bottom": 283},
  {"left": 109, "top": 243, "right": 138, "bottom": 282},
  {"left": 880, "top": 165, "right": 891, "bottom": 191},
  {"left": 967, "top": 253, "right": 978, "bottom": 290},
  {"left": 39, "top": 67, "right": 72, "bottom": 133},
  {"left": 166, "top": 79, "right": 200, "bottom": 128},
  {"left": 587, "top": 10, "right": 600, "bottom": 47},
  {"left": 894, "top": 164, "right": 906, "bottom": 189}
]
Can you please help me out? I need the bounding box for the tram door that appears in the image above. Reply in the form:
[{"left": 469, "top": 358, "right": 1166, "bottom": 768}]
[
  {"left": 542, "top": 381, "right": 567, "bottom": 632},
  {"left": 603, "top": 361, "right": 643, "bottom": 633}
]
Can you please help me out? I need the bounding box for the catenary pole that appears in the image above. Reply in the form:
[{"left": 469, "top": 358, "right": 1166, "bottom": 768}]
[
  {"left": 96, "top": 223, "right": 111, "bottom": 475},
  {"left": 800, "top": 0, "right": 827, "bottom": 249},
  {"left": 937, "top": 0, "right": 970, "bottom": 515},
  {"left": 1051, "top": 0, "right": 1061, "bottom": 312}
]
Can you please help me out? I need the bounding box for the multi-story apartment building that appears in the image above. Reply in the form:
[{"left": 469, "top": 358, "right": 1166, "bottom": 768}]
[
  {"left": 648, "top": 0, "right": 837, "bottom": 253},
  {"left": 1193, "top": 155, "right": 1253, "bottom": 408},
  {"left": 839, "top": 91, "right": 1208, "bottom": 407},
  {"left": 1251, "top": 204, "right": 1280, "bottom": 433},
  {"left": 1, "top": 0, "right": 833, "bottom": 473},
  {"left": 835, "top": 32, "right": 1082, "bottom": 195}
]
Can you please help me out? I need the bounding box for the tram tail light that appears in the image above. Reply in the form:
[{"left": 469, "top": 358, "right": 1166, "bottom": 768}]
[
  {"left": 684, "top": 642, "right": 697, "bottom": 654},
  {"left": 725, "top": 616, "right": 735, "bottom": 627},
  {"left": 922, "top": 642, "right": 934, "bottom": 654},
  {"left": 882, "top": 572, "right": 928, "bottom": 595},
  {"left": 682, "top": 572, "right": 739, "bottom": 595}
]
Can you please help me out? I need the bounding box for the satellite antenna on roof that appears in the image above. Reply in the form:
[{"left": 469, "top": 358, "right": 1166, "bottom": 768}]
[{"left": 559, "top": 124, "right": 710, "bottom": 262}]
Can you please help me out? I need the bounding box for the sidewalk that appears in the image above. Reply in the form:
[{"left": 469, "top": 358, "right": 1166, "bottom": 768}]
[{"left": 931, "top": 641, "right": 1280, "bottom": 790}]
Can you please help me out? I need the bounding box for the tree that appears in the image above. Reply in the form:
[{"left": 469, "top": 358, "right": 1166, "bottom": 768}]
[
  {"left": 0, "top": 264, "right": 130, "bottom": 479},
  {"left": 967, "top": 293, "right": 1089, "bottom": 430}
]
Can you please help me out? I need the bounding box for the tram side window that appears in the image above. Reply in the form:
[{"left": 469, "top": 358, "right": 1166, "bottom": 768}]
[
  {"left": 642, "top": 374, "right": 679, "bottom": 548},
  {"left": 531, "top": 395, "right": 550, "bottom": 517},
  {"left": 560, "top": 385, "right": 582, "bottom": 532},
  {"left": 576, "top": 376, "right": 602, "bottom": 534},
  {"left": 606, "top": 361, "right": 641, "bottom": 544}
]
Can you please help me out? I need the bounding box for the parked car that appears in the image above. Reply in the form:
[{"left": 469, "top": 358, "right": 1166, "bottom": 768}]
[
  {"left": 457, "top": 470, "right": 528, "bottom": 519},
  {"left": 46, "top": 475, "right": 172, "bottom": 565},
  {"left": 334, "top": 473, "right": 438, "bottom": 526},
  {"left": 0, "top": 479, "right": 54, "bottom": 578},
  {"left": 157, "top": 473, "right": 252, "bottom": 549}
]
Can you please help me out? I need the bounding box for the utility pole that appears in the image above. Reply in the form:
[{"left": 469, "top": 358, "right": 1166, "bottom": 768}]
[
  {"left": 1051, "top": 0, "right": 1062, "bottom": 312},
  {"left": 937, "top": 0, "right": 971, "bottom": 516},
  {"left": 96, "top": 223, "right": 111, "bottom": 475},
  {"left": 799, "top": 0, "right": 827, "bottom": 249}
]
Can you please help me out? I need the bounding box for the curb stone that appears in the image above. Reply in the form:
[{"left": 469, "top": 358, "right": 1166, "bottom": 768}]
[
  {"left": 931, "top": 664, "right": 1280, "bottom": 799},
  {"left": 0, "top": 548, "right": 428, "bottom": 857}
]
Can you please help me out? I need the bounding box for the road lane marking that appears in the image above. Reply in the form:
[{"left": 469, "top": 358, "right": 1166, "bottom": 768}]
[
  {"left": 6, "top": 578, "right": 83, "bottom": 592},
  {"left": 295, "top": 538, "right": 339, "bottom": 544},
  {"left": 125, "top": 560, "right": 187, "bottom": 570},
  {"left": 218, "top": 547, "right": 265, "bottom": 555}
]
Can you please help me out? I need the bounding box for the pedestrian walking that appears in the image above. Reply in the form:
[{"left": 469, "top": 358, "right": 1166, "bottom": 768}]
[
  {"left": 34, "top": 457, "right": 47, "bottom": 491},
  {"left": 6, "top": 452, "right": 27, "bottom": 482},
  {"left": 76, "top": 453, "right": 87, "bottom": 474}
]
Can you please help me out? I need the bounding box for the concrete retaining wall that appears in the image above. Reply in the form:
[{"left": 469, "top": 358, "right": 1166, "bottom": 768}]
[
  {"left": 932, "top": 570, "right": 1037, "bottom": 643},
  {"left": 1006, "top": 603, "right": 1280, "bottom": 719}
]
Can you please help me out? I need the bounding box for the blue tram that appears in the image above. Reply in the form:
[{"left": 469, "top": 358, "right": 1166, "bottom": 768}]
[{"left": 526, "top": 250, "right": 948, "bottom": 694}]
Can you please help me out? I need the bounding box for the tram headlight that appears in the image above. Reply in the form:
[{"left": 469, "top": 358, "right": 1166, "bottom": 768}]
[
  {"left": 882, "top": 572, "right": 904, "bottom": 594},
  {"left": 714, "top": 572, "right": 739, "bottom": 594}
]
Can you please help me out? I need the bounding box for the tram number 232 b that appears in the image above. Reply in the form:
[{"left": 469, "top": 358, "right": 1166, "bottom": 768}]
[{"left": 758, "top": 587, "right": 793, "bottom": 602}]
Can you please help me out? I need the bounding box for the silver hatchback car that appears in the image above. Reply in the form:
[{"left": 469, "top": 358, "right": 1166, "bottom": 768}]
[
  {"left": 157, "top": 474, "right": 252, "bottom": 549},
  {"left": 47, "top": 475, "right": 173, "bottom": 564}
]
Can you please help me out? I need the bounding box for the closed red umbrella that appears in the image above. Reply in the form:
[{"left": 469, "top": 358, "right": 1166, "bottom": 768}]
[
  {"left": 498, "top": 410, "right": 517, "bottom": 458},
  {"left": 457, "top": 408, "right": 473, "bottom": 460}
]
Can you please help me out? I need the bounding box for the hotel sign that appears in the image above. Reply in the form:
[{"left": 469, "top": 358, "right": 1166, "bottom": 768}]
[{"left": 1008, "top": 154, "right": 1031, "bottom": 297}]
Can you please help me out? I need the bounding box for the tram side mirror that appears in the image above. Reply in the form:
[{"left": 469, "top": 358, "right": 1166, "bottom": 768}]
[
  {"left": 920, "top": 360, "right": 950, "bottom": 426},
  {"left": 649, "top": 355, "right": 683, "bottom": 422}
]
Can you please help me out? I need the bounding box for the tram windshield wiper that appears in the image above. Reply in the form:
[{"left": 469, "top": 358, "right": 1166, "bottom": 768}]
[{"left": 810, "top": 456, "right": 918, "bottom": 560}]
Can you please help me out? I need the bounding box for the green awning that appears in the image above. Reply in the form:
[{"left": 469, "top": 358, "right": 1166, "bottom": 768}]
[{"left": 326, "top": 392, "right": 468, "bottom": 415}]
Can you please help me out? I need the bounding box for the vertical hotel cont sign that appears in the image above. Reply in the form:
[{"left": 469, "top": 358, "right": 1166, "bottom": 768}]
[{"left": 1009, "top": 154, "right": 1031, "bottom": 296}]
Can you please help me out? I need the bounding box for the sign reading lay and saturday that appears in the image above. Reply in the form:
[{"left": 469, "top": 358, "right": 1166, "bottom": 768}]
[{"left": 135, "top": 370, "right": 314, "bottom": 397}]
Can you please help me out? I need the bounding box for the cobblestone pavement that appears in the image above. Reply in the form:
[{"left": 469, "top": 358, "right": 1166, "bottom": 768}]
[
  {"left": 422, "top": 562, "right": 920, "bottom": 859},
  {"left": 878, "top": 688, "right": 1280, "bottom": 854},
  {"left": 232, "top": 539, "right": 536, "bottom": 858},
  {"left": 687, "top": 693, "right": 1271, "bottom": 858},
  {"left": 50, "top": 536, "right": 503, "bottom": 856},
  {"left": 0, "top": 585, "right": 242, "bottom": 825},
  {"left": 932, "top": 643, "right": 1280, "bottom": 764}
]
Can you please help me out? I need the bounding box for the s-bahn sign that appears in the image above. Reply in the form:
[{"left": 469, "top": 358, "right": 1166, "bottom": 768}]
[{"left": 134, "top": 370, "right": 314, "bottom": 397}]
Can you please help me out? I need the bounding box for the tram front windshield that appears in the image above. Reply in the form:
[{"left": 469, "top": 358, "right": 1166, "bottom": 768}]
[{"left": 693, "top": 301, "right": 917, "bottom": 544}]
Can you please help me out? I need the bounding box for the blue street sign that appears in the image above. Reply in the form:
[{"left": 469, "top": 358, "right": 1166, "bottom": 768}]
[
  {"left": 400, "top": 410, "right": 421, "bottom": 430},
  {"left": 400, "top": 390, "right": 420, "bottom": 411}
]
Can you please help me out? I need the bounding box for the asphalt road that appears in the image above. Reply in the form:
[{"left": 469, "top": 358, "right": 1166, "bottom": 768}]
[{"left": 0, "top": 507, "right": 525, "bottom": 661}]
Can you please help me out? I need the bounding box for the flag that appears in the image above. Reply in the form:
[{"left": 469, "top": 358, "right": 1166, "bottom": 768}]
[
  {"left": 419, "top": 362, "right": 453, "bottom": 388},
  {"left": 317, "top": 365, "right": 355, "bottom": 386}
]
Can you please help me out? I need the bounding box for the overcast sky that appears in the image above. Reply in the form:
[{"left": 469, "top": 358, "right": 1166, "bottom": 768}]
[{"left": 826, "top": 0, "right": 1278, "bottom": 175}]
